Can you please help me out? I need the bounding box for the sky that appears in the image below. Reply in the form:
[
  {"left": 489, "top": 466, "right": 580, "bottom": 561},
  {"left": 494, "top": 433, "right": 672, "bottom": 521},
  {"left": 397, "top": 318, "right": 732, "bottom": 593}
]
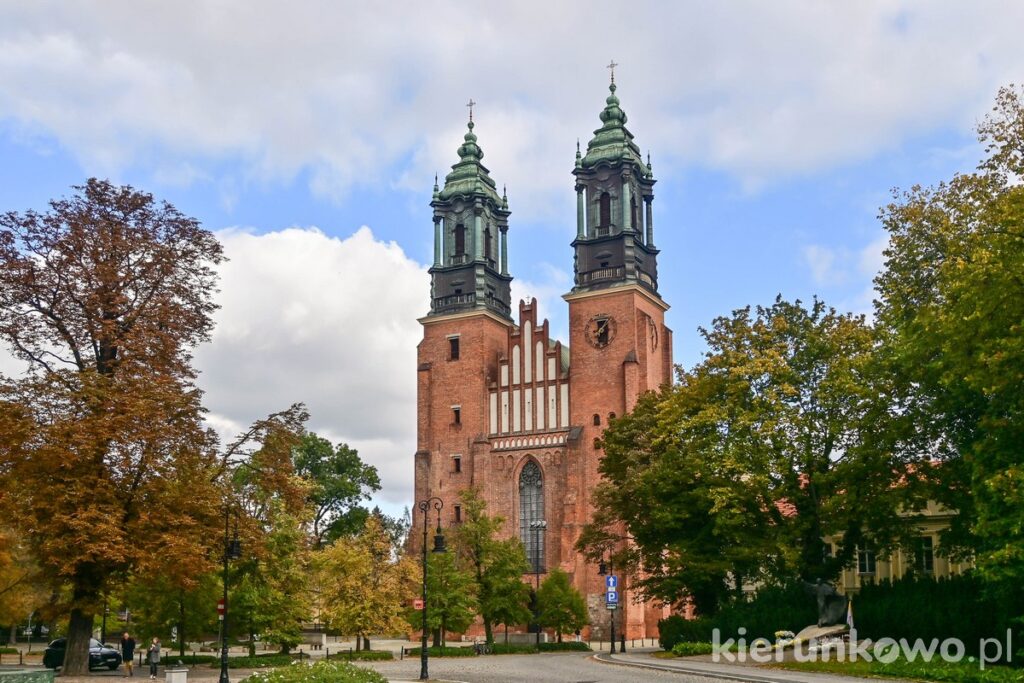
[{"left": 1, "top": 1, "right": 1022, "bottom": 517}]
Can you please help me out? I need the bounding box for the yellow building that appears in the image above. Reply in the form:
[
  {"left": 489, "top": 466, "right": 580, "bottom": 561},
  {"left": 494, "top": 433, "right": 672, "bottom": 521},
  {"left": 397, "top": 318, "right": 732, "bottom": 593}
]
[{"left": 829, "top": 500, "right": 973, "bottom": 594}]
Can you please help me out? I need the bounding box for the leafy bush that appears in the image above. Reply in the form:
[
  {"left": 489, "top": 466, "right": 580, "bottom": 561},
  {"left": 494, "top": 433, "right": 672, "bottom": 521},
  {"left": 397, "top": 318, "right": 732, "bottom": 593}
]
[
  {"left": 0, "top": 647, "right": 18, "bottom": 654},
  {"left": 671, "top": 642, "right": 714, "bottom": 656},
  {"left": 164, "top": 654, "right": 218, "bottom": 665},
  {"left": 217, "top": 653, "right": 303, "bottom": 669},
  {"left": 245, "top": 660, "right": 386, "bottom": 683},
  {"left": 488, "top": 643, "right": 535, "bottom": 655},
  {"left": 404, "top": 646, "right": 476, "bottom": 657},
  {"left": 539, "top": 641, "right": 591, "bottom": 652},
  {"left": 330, "top": 650, "right": 392, "bottom": 661},
  {"left": 780, "top": 657, "right": 1024, "bottom": 683},
  {"left": 659, "top": 584, "right": 816, "bottom": 648}
]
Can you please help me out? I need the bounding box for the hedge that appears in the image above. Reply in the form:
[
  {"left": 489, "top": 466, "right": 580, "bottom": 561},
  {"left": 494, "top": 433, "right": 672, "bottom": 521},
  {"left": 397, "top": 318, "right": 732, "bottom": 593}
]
[
  {"left": 659, "top": 574, "right": 1024, "bottom": 661},
  {"left": 404, "top": 646, "right": 476, "bottom": 657},
  {"left": 245, "top": 660, "right": 386, "bottom": 683}
]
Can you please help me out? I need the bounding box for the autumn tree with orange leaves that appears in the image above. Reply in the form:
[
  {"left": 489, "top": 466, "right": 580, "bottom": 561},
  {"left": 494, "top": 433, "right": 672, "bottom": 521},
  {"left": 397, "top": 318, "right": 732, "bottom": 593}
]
[{"left": 0, "top": 179, "right": 229, "bottom": 674}]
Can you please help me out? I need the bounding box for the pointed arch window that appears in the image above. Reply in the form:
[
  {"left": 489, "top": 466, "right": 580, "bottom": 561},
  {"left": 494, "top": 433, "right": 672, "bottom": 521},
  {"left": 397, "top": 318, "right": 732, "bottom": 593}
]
[
  {"left": 599, "top": 192, "right": 611, "bottom": 230},
  {"left": 454, "top": 223, "right": 466, "bottom": 257},
  {"left": 519, "top": 461, "right": 544, "bottom": 572},
  {"left": 484, "top": 225, "right": 493, "bottom": 265},
  {"left": 630, "top": 196, "right": 638, "bottom": 231}
]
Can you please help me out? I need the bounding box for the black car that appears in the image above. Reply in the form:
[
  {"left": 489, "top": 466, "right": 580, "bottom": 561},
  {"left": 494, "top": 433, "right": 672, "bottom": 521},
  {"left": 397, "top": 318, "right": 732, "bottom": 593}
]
[{"left": 42, "top": 637, "right": 122, "bottom": 670}]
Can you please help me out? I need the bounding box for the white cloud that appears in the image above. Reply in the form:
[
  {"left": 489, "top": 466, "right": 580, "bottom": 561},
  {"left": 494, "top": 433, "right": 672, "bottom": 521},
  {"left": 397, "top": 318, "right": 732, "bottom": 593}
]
[
  {"left": 2, "top": 2, "right": 1023, "bottom": 216},
  {"left": 194, "top": 225, "right": 429, "bottom": 507},
  {"left": 802, "top": 244, "right": 843, "bottom": 286},
  {"left": 801, "top": 233, "right": 890, "bottom": 316}
]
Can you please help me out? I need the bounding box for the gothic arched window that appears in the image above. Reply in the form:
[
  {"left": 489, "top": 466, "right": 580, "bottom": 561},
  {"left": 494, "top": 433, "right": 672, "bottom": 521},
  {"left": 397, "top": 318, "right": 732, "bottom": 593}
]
[
  {"left": 484, "top": 225, "right": 493, "bottom": 264},
  {"left": 519, "top": 461, "right": 545, "bottom": 572},
  {"left": 599, "top": 192, "right": 611, "bottom": 230},
  {"left": 630, "top": 196, "right": 638, "bottom": 230}
]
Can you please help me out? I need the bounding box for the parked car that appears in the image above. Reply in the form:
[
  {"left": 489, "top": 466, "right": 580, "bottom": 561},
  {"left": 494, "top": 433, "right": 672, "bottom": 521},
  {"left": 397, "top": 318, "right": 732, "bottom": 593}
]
[{"left": 42, "top": 638, "right": 122, "bottom": 670}]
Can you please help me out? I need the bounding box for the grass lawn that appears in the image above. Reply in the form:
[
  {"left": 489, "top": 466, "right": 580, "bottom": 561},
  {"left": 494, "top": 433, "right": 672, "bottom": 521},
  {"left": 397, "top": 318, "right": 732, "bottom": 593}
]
[{"left": 773, "top": 656, "right": 1024, "bottom": 682}]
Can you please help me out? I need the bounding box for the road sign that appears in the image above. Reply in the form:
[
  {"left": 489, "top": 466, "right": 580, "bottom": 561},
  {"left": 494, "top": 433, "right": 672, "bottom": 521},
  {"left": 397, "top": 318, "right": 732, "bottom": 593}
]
[
  {"left": 606, "top": 604, "right": 617, "bottom": 610},
  {"left": 605, "top": 575, "right": 618, "bottom": 590},
  {"left": 217, "top": 598, "right": 225, "bottom": 615},
  {"left": 606, "top": 590, "right": 618, "bottom": 604},
  {"left": 413, "top": 598, "right": 424, "bottom": 610}
]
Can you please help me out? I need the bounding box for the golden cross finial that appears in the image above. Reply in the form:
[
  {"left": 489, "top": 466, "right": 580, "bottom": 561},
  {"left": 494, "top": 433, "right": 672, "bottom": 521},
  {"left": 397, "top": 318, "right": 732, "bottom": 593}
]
[
  {"left": 607, "top": 60, "right": 618, "bottom": 84},
  {"left": 466, "top": 98, "right": 476, "bottom": 122}
]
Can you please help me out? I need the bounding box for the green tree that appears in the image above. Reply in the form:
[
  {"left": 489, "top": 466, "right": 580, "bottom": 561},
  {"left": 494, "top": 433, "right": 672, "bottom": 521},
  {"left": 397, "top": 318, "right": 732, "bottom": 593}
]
[
  {"left": 481, "top": 539, "right": 532, "bottom": 644},
  {"left": 585, "top": 297, "right": 912, "bottom": 614},
  {"left": 536, "top": 569, "right": 587, "bottom": 643},
  {"left": 875, "top": 84, "right": 1024, "bottom": 583},
  {"left": 292, "top": 434, "right": 381, "bottom": 547},
  {"left": 451, "top": 488, "right": 531, "bottom": 645},
  {"left": 408, "top": 550, "right": 476, "bottom": 647}
]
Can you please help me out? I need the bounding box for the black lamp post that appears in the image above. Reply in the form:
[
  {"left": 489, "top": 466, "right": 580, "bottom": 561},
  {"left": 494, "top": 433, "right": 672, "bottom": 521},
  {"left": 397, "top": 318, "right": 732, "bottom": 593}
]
[
  {"left": 418, "top": 497, "right": 445, "bottom": 681},
  {"left": 598, "top": 558, "right": 617, "bottom": 654},
  {"left": 529, "top": 520, "right": 547, "bottom": 649},
  {"left": 219, "top": 508, "right": 242, "bottom": 683}
]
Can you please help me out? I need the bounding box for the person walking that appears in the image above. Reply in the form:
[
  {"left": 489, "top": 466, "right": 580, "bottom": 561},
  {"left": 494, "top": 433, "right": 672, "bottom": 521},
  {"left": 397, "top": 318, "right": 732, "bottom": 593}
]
[
  {"left": 120, "top": 632, "right": 136, "bottom": 677},
  {"left": 147, "top": 637, "right": 161, "bottom": 680}
]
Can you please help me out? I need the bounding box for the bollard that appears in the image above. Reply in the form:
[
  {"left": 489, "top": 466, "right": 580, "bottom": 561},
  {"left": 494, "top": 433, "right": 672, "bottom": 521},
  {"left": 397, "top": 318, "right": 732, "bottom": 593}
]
[{"left": 325, "top": 647, "right": 329, "bottom": 661}]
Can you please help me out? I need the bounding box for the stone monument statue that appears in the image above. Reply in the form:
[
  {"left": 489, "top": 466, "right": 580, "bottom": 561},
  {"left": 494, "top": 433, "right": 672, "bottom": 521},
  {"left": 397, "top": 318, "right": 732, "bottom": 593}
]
[{"left": 803, "top": 579, "right": 848, "bottom": 628}]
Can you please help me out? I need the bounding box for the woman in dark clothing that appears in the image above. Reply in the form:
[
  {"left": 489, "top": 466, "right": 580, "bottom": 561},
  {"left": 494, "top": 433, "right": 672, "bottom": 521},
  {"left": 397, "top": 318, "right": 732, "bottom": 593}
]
[{"left": 121, "top": 632, "right": 136, "bottom": 677}]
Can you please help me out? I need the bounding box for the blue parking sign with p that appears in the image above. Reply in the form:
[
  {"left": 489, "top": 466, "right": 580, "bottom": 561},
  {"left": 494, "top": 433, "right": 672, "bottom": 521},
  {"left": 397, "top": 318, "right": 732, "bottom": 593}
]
[{"left": 606, "top": 590, "right": 618, "bottom": 604}]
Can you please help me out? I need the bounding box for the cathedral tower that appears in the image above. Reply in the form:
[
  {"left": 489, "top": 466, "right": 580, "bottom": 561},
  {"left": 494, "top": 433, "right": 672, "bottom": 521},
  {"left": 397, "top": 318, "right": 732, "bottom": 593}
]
[
  {"left": 428, "top": 112, "right": 513, "bottom": 319},
  {"left": 565, "top": 76, "right": 673, "bottom": 638},
  {"left": 414, "top": 79, "right": 674, "bottom": 643}
]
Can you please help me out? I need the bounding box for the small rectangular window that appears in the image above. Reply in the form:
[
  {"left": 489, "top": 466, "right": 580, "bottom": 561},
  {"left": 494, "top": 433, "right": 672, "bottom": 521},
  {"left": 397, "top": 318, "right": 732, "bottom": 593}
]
[
  {"left": 858, "top": 546, "right": 876, "bottom": 575},
  {"left": 449, "top": 337, "right": 460, "bottom": 360},
  {"left": 453, "top": 455, "right": 462, "bottom": 473},
  {"left": 454, "top": 505, "right": 462, "bottom": 523},
  {"left": 916, "top": 536, "right": 934, "bottom": 573},
  {"left": 452, "top": 407, "right": 461, "bottom": 424}
]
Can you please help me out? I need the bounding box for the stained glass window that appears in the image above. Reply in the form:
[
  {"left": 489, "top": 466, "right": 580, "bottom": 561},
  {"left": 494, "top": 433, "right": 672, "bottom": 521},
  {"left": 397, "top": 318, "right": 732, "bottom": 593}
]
[{"left": 519, "top": 461, "right": 544, "bottom": 572}]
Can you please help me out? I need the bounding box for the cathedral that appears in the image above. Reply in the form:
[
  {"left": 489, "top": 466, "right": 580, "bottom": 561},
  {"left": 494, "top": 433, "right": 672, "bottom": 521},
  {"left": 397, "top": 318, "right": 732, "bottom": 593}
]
[{"left": 413, "top": 76, "right": 673, "bottom": 640}]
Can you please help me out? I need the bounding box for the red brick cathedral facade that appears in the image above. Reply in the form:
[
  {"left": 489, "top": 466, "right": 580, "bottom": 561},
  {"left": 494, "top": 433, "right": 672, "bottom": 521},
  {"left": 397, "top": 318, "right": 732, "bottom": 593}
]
[{"left": 414, "top": 81, "right": 673, "bottom": 639}]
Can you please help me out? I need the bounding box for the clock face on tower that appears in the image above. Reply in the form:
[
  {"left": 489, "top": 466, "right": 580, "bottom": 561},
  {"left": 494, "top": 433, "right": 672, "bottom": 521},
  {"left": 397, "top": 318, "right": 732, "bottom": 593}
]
[{"left": 584, "top": 315, "right": 617, "bottom": 348}]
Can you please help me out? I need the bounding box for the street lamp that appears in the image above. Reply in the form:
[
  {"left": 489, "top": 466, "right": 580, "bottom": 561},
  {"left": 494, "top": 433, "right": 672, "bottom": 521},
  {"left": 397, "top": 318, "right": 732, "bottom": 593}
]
[
  {"left": 530, "top": 520, "right": 547, "bottom": 649},
  {"left": 219, "top": 507, "right": 242, "bottom": 683},
  {"left": 417, "top": 497, "right": 445, "bottom": 682},
  {"left": 598, "top": 558, "right": 618, "bottom": 654}
]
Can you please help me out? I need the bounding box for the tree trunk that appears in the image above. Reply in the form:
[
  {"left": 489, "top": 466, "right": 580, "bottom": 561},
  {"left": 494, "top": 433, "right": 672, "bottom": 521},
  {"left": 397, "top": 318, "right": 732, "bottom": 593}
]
[
  {"left": 355, "top": 635, "right": 361, "bottom": 652},
  {"left": 248, "top": 624, "right": 256, "bottom": 657},
  {"left": 63, "top": 608, "right": 95, "bottom": 674},
  {"left": 432, "top": 628, "right": 440, "bottom": 648},
  {"left": 483, "top": 618, "right": 493, "bottom": 646},
  {"left": 362, "top": 636, "right": 370, "bottom": 651},
  {"left": 504, "top": 625, "right": 508, "bottom": 645},
  {"left": 178, "top": 596, "right": 186, "bottom": 656},
  {"left": 557, "top": 631, "right": 562, "bottom": 643}
]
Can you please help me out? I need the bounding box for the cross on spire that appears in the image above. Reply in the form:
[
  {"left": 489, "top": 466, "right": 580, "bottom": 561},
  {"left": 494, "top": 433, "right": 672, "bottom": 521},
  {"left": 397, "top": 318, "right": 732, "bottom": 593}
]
[
  {"left": 607, "top": 60, "right": 618, "bottom": 84},
  {"left": 466, "top": 98, "right": 476, "bottom": 122}
]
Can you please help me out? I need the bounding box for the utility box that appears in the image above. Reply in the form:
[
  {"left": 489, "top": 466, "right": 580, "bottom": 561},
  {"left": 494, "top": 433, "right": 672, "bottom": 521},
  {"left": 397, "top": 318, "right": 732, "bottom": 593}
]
[{"left": 165, "top": 669, "right": 188, "bottom": 683}]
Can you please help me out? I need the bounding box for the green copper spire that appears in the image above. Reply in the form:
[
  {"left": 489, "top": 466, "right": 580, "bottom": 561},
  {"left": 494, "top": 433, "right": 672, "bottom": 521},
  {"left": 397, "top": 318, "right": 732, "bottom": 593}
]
[
  {"left": 580, "top": 80, "right": 644, "bottom": 170},
  {"left": 437, "top": 112, "right": 501, "bottom": 203},
  {"left": 575, "top": 139, "right": 582, "bottom": 168},
  {"left": 432, "top": 173, "right": 439, "bottom": 199}
]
